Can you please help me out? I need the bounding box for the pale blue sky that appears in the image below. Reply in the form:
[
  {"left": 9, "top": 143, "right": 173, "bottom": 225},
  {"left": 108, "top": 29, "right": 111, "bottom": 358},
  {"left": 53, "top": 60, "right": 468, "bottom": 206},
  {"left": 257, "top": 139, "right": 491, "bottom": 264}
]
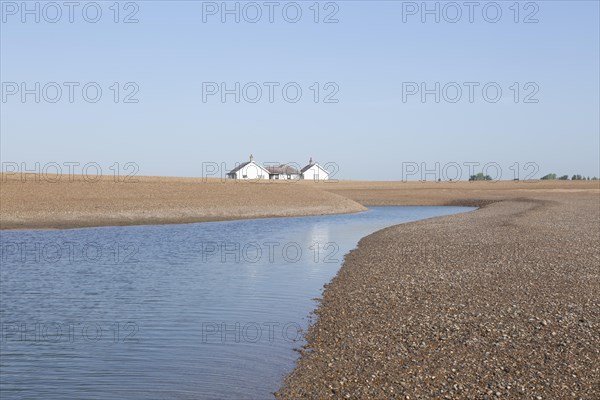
[{"left": 1, "top": 1, "right": 599, "bottom": 180}]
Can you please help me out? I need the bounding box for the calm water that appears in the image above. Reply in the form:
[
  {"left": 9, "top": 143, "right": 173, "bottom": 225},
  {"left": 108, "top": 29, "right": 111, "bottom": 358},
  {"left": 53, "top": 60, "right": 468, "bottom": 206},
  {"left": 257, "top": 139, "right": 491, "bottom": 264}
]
[{"left": 0, "top": 206, "right": 474, "bottom": 399}]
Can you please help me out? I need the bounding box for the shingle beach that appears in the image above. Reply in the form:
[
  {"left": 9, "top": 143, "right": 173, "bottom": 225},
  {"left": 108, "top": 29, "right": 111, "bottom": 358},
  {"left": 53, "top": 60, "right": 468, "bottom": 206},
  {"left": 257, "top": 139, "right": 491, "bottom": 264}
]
[{"left": 277, "top": 189, "right": 599, "bottom": 399}]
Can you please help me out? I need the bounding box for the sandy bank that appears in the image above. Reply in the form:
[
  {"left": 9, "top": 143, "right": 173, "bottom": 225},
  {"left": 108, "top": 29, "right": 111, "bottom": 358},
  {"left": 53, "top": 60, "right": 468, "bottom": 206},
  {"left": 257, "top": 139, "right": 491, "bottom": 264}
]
[
  {"left": 322, "top": 180, "right": 599, "bottom": 207},
  {"left": 277, "top": 188, "right": 599, "bottom": 399},
  {"left": 0, "top": 175, "right": 366, "bottom": 230}
]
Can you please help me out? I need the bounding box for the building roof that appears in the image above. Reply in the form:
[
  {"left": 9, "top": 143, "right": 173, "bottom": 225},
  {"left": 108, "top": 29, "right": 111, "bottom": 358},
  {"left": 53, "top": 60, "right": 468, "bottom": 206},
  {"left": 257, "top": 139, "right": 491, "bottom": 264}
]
[
  {"left": 227, "top": 156, "right": 326, "bottom": 176},
  {"left": 228, "top": 160, "right": 270, "bottom": 175},
  {"left": 300, "top": 163, "right": 317, "bottom": 173},
  {"left": 265, "top": 164, "right": 300, "bottom": 175},
  {"left": 227, "top": 161, "right": 252, "bottom": 175},
  {"left": 300, "top": 157, "right": 327, "bottom": 174},
  {"left": 300, "top": 162, "right": 330, "bottom": 176}
]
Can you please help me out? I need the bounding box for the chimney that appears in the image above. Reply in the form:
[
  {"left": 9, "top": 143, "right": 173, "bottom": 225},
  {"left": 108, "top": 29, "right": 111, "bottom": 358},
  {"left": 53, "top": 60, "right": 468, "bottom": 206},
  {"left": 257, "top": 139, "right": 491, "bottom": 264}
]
[
  {"left": 309, "top": 157, "right": 313, "bottom": 165},
  {"left": 250, "top": 154, "right": 254, "bottom": 162}
]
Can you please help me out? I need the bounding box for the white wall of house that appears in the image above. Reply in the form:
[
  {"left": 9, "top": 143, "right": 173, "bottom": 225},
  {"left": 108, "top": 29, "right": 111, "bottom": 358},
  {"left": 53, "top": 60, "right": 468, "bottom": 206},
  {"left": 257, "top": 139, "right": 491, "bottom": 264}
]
[
  {"left": 301, "top": 164, "right": 329, "bottom": 181},
  {"left": 231, "top": 162, "right": 269, "bottom": 180},
  {"left": 269, "top": 173, "right": 299, "bottom": 180}
]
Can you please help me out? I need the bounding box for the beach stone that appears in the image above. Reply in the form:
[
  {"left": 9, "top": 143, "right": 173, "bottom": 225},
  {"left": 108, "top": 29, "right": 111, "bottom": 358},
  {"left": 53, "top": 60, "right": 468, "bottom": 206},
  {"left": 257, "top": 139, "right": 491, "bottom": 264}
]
[{"left": 276, "top": 192, "right": 600, "bottom": 399}]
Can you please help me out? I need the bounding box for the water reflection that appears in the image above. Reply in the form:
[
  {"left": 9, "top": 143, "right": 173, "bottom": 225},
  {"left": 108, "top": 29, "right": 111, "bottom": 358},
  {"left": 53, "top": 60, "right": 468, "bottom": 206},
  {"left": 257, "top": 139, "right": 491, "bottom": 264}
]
[{"left": 1, "top": 206, "right": 474, "bottom": 399}]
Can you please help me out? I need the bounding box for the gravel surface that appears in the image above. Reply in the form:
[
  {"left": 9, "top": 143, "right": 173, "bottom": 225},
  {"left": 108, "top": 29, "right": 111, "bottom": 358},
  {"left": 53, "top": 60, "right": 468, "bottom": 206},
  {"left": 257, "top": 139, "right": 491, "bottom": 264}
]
[
  {"left": 277, "top": 191, "right": 600, "bottom": 399},
  {"left": 0, "top": 175, "right": 365, "bottom": 229}
]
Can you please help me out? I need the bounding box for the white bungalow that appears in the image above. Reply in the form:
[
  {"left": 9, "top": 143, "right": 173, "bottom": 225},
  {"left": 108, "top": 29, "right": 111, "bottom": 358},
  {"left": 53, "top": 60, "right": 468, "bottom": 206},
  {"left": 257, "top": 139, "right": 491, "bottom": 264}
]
[
  {"left": 300, "top": 158, "right": 329, "bottom": 181},
  {"left": 265, "top": 164, "right": 300, "bottom": 180},
  {"left": 226, "top": 155, "right": 270, "bottom": 180}
]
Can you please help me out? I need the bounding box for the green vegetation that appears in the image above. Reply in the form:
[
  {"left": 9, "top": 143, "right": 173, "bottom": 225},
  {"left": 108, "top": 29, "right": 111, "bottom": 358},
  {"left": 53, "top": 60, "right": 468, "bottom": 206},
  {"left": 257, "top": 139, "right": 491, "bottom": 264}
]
[
  {"left": 541, "top": 173, "right": 596, "bottom": 181},
  {"left": 469, "top": 173, "right": 492, "bottom": 181}
]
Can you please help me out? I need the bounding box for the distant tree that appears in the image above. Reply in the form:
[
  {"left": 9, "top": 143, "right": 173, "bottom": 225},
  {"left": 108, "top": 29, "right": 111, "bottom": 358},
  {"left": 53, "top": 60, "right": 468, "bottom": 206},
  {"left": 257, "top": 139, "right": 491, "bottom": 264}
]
[
  {"left": 592, "top": 177, "right": 598, "bottom": 180},
  {"left": 559, "top": 175, "right": 569, "bottom": 180},
  {"left": 540, "top": 173, "right": 557, "bottom": 180},
  {"left": 571, "top": 174, "right": 584, "bottom": 180},
  {"left": 469, "top": 172, "right": 492, "bottom": 181}
]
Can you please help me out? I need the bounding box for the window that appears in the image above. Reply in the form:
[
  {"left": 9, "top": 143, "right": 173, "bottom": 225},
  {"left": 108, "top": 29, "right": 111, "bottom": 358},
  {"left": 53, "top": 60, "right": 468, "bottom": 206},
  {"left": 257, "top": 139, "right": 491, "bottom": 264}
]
[{"left": 242, "top": 175, "right": 247, "bottom": 179}]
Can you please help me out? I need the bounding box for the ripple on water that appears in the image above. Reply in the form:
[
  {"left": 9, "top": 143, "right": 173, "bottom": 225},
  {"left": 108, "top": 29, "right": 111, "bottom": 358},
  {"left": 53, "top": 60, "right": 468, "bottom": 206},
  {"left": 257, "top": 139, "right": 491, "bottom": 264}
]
[{"left": 0, "top": 206, "right": 474, "bottom": 399}]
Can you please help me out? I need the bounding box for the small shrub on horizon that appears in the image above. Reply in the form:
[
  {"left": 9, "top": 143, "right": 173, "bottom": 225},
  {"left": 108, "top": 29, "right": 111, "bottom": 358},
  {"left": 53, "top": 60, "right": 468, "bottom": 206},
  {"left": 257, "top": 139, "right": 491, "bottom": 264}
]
[{"left": 469, "top": 172, "right": 492, "bottom": 181}]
